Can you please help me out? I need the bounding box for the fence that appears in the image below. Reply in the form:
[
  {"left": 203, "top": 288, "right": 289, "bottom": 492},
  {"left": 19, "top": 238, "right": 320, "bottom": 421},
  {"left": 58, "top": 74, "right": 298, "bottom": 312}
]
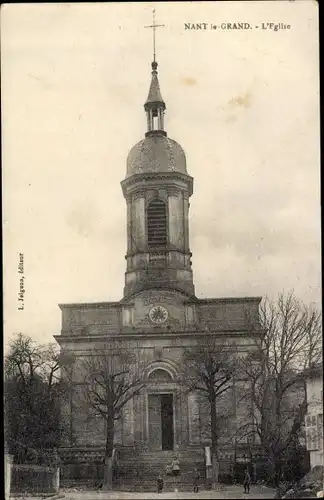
[
  {"left": 10, "top": 463, "right": 60, "bottom": 496},
  {"left": 59, "top": 447, "right": 119, "bottom": 488},
  {"left": 60, "top": 463, "right": 104, "bottom": 488}
]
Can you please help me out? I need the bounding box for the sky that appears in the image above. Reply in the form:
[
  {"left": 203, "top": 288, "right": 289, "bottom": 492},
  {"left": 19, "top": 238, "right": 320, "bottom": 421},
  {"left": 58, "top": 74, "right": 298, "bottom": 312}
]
[{"left": 2, "top": 1, "right": 321, "bottom": 348}]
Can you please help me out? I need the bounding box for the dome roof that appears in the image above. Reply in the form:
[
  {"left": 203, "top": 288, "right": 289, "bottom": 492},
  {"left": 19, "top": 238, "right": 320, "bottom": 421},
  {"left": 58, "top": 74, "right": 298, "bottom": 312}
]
[{"left": 126, "top": 134, "right": 187, "bottom": 177}]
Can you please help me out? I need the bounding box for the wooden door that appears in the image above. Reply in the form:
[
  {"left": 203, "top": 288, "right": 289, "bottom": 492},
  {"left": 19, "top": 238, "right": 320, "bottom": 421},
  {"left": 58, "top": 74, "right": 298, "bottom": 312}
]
[{"left": 148, "top": 394, "right": 162, "bottom": 450}]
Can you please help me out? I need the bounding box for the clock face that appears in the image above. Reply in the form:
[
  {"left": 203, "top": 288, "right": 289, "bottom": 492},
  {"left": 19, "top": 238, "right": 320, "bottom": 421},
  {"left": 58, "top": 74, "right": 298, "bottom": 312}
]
[{"left": 149, "top": 305, "right": 169, "bottom": 324}]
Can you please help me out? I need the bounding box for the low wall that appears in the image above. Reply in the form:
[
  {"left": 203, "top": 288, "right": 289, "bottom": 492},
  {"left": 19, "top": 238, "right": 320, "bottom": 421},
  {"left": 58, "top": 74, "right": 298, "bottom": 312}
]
[
  {"left": 11, "top": 464, "right": 59, "bottom": 495},
  {"left": 5, "top": 454, "right": 13, "bottom": 499},
  {"left": 60, "top": 463, "right": 104, "bottom": 488},
  {"left": 59, "top": 447, "right": 108, "bottom": 487}
]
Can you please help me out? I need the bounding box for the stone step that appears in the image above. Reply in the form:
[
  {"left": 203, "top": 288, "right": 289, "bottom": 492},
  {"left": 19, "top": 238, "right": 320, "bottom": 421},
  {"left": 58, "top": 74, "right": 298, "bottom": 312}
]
[
  {"left": 120, "top": 460, "right": 204, "bottom": 468},
  {"left": 114, "top": 447, "right": 206, "bottom": 489},
  {"left": 118, "top": 466, "right": 205, "bottom": 474},
  {"left": 118, "top": 477, "right": 201, "bottom": 485},
  {"left": 117, "top": 467, "right": 206, "bottom": 482},
  {"left": 119, "top": 461, "right": 205, "bottom": 468},
  {"left": 119, "top": 451, "right": 204, "bottom": 461},
  {"left": 114, "top": 486, "right": 203, "bottom": 492},
  {"left": 119, "top": 461, "right": 205, "bottom": 469},
  {"left": 118, "top": 457, "right": 205, "bottom": 468},
  {"left": 113, "top": 483, "right": 207, "bottom": 493},
  {"left": 124, "top": 456, "right": 204, "bottom": 461},
  {"left": 117, "top": 448, "right": 204, "bottom": 456}
]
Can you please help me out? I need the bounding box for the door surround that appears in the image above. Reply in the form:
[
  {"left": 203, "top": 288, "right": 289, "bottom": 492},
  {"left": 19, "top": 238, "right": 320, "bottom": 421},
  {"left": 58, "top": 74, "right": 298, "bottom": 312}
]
[{"left": 145, "top": 388, "right": 178, "bottom": 450}]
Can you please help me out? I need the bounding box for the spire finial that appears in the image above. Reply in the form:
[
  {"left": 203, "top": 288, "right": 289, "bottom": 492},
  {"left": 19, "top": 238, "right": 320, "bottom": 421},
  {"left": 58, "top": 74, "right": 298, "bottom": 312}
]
[{"left": 144, "top": 9, "right": 165, "bottom": 64}]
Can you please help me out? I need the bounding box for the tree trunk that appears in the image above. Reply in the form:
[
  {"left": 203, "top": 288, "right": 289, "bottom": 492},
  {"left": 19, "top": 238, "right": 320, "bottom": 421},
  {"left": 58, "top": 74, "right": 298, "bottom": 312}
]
[
  {"left": 210, "top": 396, "right": 219, "bottom": 488},
  {"left": 275, "top": 460, "right": 282, "bottom": 488},
  {"left": 267, "top": 454, "right": 276, "bottom": 486},
  {"left": 268, "top": 449, "right": 281, "bottom": 488},
  {"left": 102, "top": 416, "right": 114, "bottom": 490},
  {"left": 103, "top": 457, "right": 113, "bottom": 490},
  {"left": 211, "top": 453, "right": 219, "bottom": 488}
]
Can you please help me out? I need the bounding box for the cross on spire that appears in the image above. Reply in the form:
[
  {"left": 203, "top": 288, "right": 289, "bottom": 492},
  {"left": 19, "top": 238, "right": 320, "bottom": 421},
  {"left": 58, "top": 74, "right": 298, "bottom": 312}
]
[{"left": 144, "top": 9, "right": 165, "bottom": 62}]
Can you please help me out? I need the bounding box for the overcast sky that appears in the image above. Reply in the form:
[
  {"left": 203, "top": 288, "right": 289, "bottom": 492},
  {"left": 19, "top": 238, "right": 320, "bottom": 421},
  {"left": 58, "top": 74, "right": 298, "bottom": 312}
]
[{"left": 2, "top": 1, "right": 320, "bottom": 347}]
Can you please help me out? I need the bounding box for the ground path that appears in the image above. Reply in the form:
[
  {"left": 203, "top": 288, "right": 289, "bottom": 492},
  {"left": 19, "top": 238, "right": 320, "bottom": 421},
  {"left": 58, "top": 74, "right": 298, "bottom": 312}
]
[{"left": 13, "top": 485, "right": 276, "bottom": 499}]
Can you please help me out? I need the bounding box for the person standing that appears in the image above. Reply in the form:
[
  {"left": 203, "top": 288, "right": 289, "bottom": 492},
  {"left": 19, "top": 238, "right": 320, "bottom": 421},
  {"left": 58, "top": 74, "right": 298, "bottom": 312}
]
[
  {"left": 193, "top": 468, "right": 200, "bottom": 493},
  {"left": 171, "top": 457, "right": 180, "bottom": 476},
  {"left": 243, "top": 468, "right": 251, "bottom": 494},
  {"left": 165, "top": 463, "right": 172, "bottom": 476},
  {"left": 157, "top": 474, "right": 164, "bottom": 493}
]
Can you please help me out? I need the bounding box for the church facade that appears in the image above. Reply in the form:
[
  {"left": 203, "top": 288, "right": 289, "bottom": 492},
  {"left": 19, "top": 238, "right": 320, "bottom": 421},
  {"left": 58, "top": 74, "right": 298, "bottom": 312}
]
[{"left": 55, "top": 57, "right": 262, "bottom": 484}]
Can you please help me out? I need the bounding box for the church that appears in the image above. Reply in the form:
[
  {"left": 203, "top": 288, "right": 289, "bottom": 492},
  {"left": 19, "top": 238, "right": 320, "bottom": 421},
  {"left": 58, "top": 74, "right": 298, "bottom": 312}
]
[{"left": 55, "top": 46, "right": 263, "bottom": 487}]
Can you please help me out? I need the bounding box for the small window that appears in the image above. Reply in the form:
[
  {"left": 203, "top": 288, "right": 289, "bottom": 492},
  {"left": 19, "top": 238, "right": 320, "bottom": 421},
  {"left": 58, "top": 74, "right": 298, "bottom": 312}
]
[
  {"left": 148, "top": 369, "right": 173, "bottom": 382},
  {"left": 147, "top": 199, "right": 167, "bottom": 248}
]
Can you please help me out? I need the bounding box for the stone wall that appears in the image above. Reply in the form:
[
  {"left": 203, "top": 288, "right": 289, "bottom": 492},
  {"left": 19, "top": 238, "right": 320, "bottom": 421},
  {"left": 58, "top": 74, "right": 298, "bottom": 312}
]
[
  {"left": 59, "top": 447, "right": 105, "bottom": 488},
  {"left": 11, "top": 464, "right": 60, "bottom": 496},
  {"left": 196, "top": 298, "right": 261, "bottom": 332},
  {"left": 69, "top": 385, "right": 105, "bottom": 447},
  {"left": 58, "top": 295, "right": 261, "bottom": 337},
  {"left": 56, "top": 291, "right": 261, "bottom": 459},
  {"left": 195, "top": 387, "right": 237, "bottom": 447},
  {"left": 57, "top": 330, "right": 257, "bottom": 450},
  {"left": 60, "top": 303, "right": 120, "bottom": 336}
]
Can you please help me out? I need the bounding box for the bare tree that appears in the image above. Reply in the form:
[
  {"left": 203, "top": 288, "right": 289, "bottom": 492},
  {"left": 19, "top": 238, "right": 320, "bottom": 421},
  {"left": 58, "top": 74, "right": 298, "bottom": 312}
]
[
  {"left": 181, "top": 336, "right": 237, "bottom": 487},
  {"left": 4, "top": 333, "right": 72, "bottom": 459},
  {"left": 76, "top": 340, "right": 147, "bottom": 490},
  {"left": 238, "top": 292, "right": 322, "bottom": 487}
]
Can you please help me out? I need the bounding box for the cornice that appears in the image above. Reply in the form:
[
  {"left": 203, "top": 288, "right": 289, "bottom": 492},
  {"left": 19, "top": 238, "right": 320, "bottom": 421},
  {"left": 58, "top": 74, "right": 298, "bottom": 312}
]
[
  {"left": 167, "top": 187, "right": 181, "bottom": 197},
  {"left": 58, "top": 296, "right": 262, "bottom": 310},
  {"left": 132, "top": 190, "right": 146, "bottom": 200},
  {"left": 121, "top": 172, "right": 194, "bottom": 196},
  {"left": 122, "top": 283, "right": 196, "bottom": 302},
  {"left": 58, "top": 301, "right": 122, "bottom": 310},
  {"left": 187, "top": 296, "right": 263, "bottom": 305},
  {"left": 125, "top": 248, "right": 191, "bottom": 259},
  {"left": 54, "top": 328, "right": 261, "bottom": 344}
]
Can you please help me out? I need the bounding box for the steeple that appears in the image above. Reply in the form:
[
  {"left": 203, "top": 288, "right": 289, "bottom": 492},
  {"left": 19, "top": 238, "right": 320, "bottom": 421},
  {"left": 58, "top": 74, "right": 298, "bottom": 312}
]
[
  {"left": 121, "top": 13, "right": 195, "bottom": 299},
  {"left": 144, "top": 61, "right": 166, "bottom": 136},
  {"left": 144, "top": 10, "right": 166, "bottom": 136}
]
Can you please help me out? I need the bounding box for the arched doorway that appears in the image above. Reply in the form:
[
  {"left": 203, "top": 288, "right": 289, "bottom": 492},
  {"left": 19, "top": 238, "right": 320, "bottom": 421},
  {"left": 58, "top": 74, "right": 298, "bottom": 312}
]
[{"left": 147, "top": 368, "right": 175, "bottom": 451}]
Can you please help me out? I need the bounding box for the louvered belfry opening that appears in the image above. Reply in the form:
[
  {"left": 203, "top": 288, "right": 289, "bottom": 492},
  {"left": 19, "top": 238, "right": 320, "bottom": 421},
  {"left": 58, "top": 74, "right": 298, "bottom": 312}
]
[{"left": 147, "top": 198, "right": 167, "bottom": 248}]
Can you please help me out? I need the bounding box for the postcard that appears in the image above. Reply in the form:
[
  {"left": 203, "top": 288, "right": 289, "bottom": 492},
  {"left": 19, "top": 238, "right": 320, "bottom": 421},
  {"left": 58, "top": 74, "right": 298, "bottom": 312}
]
[{"left": 2, "top": 1, "right": 321, "bottom": 496}]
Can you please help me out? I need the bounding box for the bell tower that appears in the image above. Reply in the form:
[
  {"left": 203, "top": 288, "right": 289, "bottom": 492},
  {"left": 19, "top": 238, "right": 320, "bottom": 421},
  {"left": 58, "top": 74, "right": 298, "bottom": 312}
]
[
  {"left": 121, "top": 58, "right": 195, "bottom": 299},
  {"left": 121, "top": 15, "right": 195, "bottom": 299}
]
